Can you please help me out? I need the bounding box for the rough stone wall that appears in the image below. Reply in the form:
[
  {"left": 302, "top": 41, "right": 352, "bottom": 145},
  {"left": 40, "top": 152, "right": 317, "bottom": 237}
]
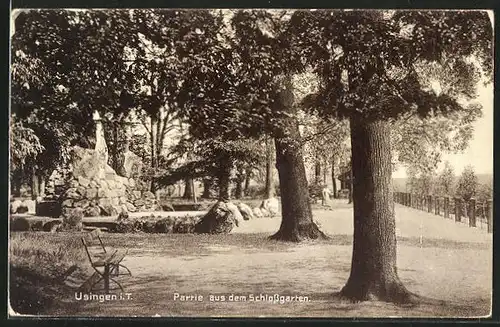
[{"left": 45, "top": 146, "right": 158, "bottom": 217}]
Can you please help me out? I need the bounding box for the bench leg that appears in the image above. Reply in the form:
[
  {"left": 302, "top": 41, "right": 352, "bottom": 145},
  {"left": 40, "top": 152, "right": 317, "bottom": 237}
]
[
  {"left": 119, "top": 264, "right": 132, "bottom": 276},
  {"left": 104, "top": 265, "right": 110, "bottom": 294}
]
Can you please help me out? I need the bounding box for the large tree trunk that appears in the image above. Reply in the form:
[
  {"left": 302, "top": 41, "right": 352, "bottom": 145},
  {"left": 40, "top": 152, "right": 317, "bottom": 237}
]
[
  {"left": 183, "top": 178, "right": 194, "bottom": 199},
  {"left": 331, "top": 157, "right": 337, "bottom": 199},
  {"left": 348, "top": 168, "right": 353, "bottom": 204},
  {"left": 269, "top": 76, "right": 326, "bottom": 242},
  {"left": 264, "top": 136, "right": 274, "bottom": 198},
  {"left": 340, "top": 117, "right": 413, "bottom": 304},
  {"left": 201, "top": 179, "right": 212, "bottom": 199},
  {"left": 235, "top": 178, "right": 244, "bottom": 199}
]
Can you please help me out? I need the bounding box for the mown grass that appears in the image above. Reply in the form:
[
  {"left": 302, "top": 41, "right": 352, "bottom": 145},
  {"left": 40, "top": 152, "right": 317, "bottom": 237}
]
[{"left": 9, "top": 232, "right": 89, "bottom": 315}]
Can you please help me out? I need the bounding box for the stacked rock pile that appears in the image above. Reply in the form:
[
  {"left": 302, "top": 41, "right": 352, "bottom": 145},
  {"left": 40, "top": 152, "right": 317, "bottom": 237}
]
[{"left": 52, "top": 146, "right": 159, "bottom": 217}]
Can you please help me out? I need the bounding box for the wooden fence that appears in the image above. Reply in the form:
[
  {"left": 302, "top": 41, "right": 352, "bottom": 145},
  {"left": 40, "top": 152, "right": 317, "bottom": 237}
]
[{"left": 393, "top": 192, "right": 493, "bottom": 233}]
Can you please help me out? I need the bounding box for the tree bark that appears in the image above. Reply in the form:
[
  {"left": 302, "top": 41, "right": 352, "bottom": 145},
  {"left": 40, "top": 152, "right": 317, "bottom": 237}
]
[
  {"left": 269, "top": 76, "right": 326, "bottom": 242},
  {"left": 264, "top": 136, "right": 274, "bottom": 198},
  {"left": 183, "top": 178, "right": 194, "bottom": 199},
  {"left": 31, "top": 168, "right": 39, "bottom": 200},
  {"left": 217, "top": 158, "right": 232, "bottom": 202},
  {"left": 348, "top": 168, "right": 353, "bottom": 204},
  {"left": 201, "top": 179, "right": 212, "bottom": 199},
  {"left": 340, "top": 117, "right": 413, "bottom": 304},
  {"left": 331, "top": 157, "right": 337, "bottom": 199},
  {"left": 150, "top": 114, "right": 158, "bottom": 193},
  {"left": 314, "top": 161, "right": 322, "bottom": 185},
  {"left": 244, "top": 168, "right": 252, "bottom": 195},
  {"left": 235, "top": 179, "right": 244, "bottom": 199}
]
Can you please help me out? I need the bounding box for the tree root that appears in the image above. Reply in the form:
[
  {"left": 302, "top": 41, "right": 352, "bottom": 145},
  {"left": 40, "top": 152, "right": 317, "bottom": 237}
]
[
  {"left": 269, "top": 222, "right": 329, "bottom": 242},
  {"left": 339, "top": 280, "right": 426, "bottom": 306}
]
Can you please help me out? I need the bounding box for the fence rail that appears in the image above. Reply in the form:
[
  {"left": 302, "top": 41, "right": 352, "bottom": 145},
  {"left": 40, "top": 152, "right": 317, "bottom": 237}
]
[{"left": 393, "top": 192, "right": 493, "bottom": 233}]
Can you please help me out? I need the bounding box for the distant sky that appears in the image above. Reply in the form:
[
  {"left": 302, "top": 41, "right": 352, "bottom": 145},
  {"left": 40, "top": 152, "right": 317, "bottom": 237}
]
[{"left": 393, "top": 83, "right": 494, "bottom": 178}]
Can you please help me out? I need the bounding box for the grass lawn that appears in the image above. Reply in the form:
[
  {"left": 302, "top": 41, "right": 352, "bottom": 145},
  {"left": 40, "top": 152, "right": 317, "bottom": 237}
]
[{"left": 9, "top": 202, "right": 492, "bottom": 318}]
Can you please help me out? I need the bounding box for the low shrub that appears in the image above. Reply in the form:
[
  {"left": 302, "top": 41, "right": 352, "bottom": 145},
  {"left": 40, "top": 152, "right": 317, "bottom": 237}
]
[{"left": 11, "top": 217, "right": 31, "bottom": 232}]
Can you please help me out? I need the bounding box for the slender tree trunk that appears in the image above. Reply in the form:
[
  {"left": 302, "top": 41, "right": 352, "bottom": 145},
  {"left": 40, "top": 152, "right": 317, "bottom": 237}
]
[
  {"left": 31, "top": 168, "right": 39, "bottom": 200},
  {"left": 191, "top": 179, "right": 197, "bottom": 203},
  {"left": 235, "top": 179, "right": 244, "bottom": 199},
  {"left": 269, "top": 76, "right": 326, "bottom": 242},
  {"left": 150, "top": 114, "right": 158, "bottom": 193},
  {"left": 183, "top": 178, "right": 194, "bottom": 199},
  {"left": 244, "top": 168, "right": 252, "bottom": 195},
  {"left": 331, "top": 157, "right": 337, "bottom": 199},
  {"left": 323, "top": 161, "right": 328, "bottom": 185},
  {"left": 314, "top": 161, "right": 322, "bottom": 185},
  {"left": 201, "top": 179, "right": 212, "bottom": 199},
  {"left": 340, "top": 117, "right": 413, "bottom": 304},
  {"left": 264, "top": 137, "right": 274, "bottom": 198},
  {"left": 218, "top": 158, "right": 232, "bottom": 202},
  {"left": 111, "top": 121, "right": 119, "bottom": 172},
  {"left": 38, "top": 172, "right": 46, "bottom": 198}
]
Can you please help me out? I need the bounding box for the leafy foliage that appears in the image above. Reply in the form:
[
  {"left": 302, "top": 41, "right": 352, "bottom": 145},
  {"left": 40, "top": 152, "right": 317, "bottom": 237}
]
[
  {"left": 10, "top": 119, "right": 44, "bottom": 171},
  {"left": 436, "top": 161, "right": 455, "bottom": 196},
  {"left": 456, "top": 165, "right": 478, "bottom": 200}
]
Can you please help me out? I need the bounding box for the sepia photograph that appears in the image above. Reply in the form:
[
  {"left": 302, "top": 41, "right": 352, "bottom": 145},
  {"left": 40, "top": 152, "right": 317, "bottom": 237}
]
[{"left": 8, "top": 8, "right": 493, "bottom": 318}]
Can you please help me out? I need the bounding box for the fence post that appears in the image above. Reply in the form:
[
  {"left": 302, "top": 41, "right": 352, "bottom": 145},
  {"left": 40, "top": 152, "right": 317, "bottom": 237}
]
[
  {"left": 444, "top": 197, "right": 449, "bottom": 218},
  {"left": 487, "top": 200, "right": 493, "bottom": 233},
  {"left": 468, "top": 198, "right": 476, "bottom": 227},
  {"left": 408, "top": 193, "right": 412, "bottom": 208},
  {"left": 455, "top": 197, "right": 461, "bottom": 222}
]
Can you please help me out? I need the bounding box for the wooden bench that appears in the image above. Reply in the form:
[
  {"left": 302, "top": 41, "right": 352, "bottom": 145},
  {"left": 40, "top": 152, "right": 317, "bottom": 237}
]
[{"left": 81, "top": 229, "right": 132, "bottom": 293}]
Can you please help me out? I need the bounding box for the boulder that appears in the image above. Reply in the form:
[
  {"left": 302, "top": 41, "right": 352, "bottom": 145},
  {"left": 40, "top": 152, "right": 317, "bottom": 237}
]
[
  {"left": 61, "top": 199, "right": 74, "bottom": 208},
  {"left": 144, "top": 191, "right": 155, "bottom": 199},
  {"left": 226, "top": 202, "right": 244, "bottom": 222},
  {"left": 43, "top": 220, "right": 62, "bottom": 232},
  {"left": 125, "top": 202, "right": 137, "bottom": 212},
  {"left": 78, "top": 176, "right": 90, "bottom": 187},
  {"left": 237, "top": 203, "right": 254, "bottom": 220},
  {"left": 117, "top": 210, "right": 129, "bottom": 221},
  {"left": 10, "top": 200, "right": 23, "bottom": 214},
  {"left": 99, "top": 204, "right": 118, "bottom": 216},
  {"left": 260, "top": 197, "right": 280, "bottom": 217},
  {"left": 252, "top": 207, "right": 263, "bottom": 218},
  {"left": 84, "top": 206, "right": 101, "bottom": 217},
  {"left": 117, "top": 150, "right": 143, "bottom": 178},
  {"left": 74, "top": 199, "right": 90, "bottom": 209},
  {"left": 22, "top": 199, "right": 36, "bottom": 214},
  {"left": 86, "top": 188, "right": 98, "bottom": 199},
  {"left": 194, "top": 201, "right": 240, "bottom": 234}
]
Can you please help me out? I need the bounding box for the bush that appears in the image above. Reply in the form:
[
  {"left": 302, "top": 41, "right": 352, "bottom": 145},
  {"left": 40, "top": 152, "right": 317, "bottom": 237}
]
[
  {"left": 155, "top": 217, "right": 175, "bottom": 233},
  {"left": 11, "top": 217, "right": 30, "bottom": 232},
  {"left": 308, "top": 183, "right": 324, "bottom": 200},
  {"left": 244, "top": 185, "right": 265, "bottom": 198},
  {"left": 60, "top": 208, "right": 84, "bottom": 232}
]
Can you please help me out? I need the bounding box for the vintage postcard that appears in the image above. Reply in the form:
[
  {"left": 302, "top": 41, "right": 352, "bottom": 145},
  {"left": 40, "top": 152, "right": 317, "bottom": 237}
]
[{"left": 8, "top": 8, "right": 493, "bottom": 318}]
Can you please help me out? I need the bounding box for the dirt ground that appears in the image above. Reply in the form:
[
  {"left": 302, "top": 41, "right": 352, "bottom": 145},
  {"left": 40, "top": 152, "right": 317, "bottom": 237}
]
[{"left": 34, "top": 202, "right": 492, "bottom": 318}]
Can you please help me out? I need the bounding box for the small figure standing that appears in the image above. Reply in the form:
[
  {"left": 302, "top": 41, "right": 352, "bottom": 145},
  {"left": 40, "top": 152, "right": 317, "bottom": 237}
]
[{"left": 321, "top": 185, "right": 333, "bottom": 209}]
